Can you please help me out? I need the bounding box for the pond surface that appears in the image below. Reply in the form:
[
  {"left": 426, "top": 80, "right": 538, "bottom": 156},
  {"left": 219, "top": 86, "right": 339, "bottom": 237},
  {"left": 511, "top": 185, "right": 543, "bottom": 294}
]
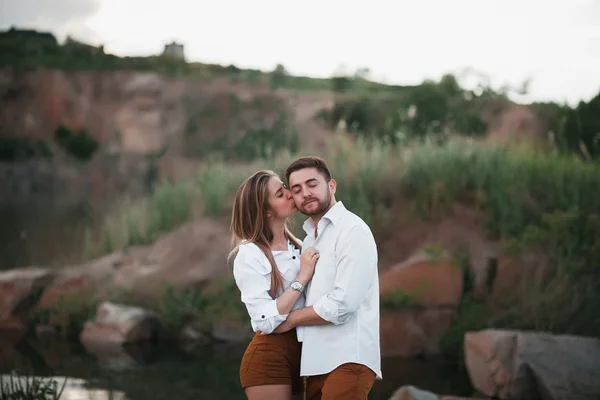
[
  {"left": 0, "top": 335, "right": 474, "bottom": 400},
  {"left": 0, "top": 199, "right": 111, "bottom": 271}
]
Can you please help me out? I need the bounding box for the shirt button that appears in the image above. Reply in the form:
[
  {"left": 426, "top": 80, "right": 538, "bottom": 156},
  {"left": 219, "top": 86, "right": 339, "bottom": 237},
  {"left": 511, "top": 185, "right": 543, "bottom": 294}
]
[
  {"left": 261, "top": 315, "right": 265, "bottom": 319},
  {"left": 292, "top": 256, "right": 296, "bottom": 259}
]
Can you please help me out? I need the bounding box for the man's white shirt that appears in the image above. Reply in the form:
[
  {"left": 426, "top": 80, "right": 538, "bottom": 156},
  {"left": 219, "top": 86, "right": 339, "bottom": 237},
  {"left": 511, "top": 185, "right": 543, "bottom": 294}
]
[{"left": 296, "top": 201, "right": 382, "bottom": 379}]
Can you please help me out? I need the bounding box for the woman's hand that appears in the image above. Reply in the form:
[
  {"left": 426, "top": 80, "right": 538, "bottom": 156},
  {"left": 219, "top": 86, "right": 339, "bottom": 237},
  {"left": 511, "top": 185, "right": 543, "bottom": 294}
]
[{"left": 297, "top": 247, "right": 319, "bottom": 284}]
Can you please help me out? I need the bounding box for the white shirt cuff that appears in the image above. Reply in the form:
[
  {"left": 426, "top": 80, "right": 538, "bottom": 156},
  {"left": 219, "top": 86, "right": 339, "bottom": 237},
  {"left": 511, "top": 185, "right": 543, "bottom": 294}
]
[
  {"left": 256, "top": 300, "right": 288, "bottom": 333},
  {"left": 259, "top": 299, "right": 282, "bottom": 321},
  {"left": 313, "top": 297, "right": 339, "bottom": 325}
]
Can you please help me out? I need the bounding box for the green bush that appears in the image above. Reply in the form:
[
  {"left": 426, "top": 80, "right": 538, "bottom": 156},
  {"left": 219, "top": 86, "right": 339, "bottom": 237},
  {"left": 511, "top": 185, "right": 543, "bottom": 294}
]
[
  {"left": 380, "top": 290, "right": 415, "bottom": 311},
  {"left": 159, "top": 285, "right": 208, "bottom": 333},
  {"left": 232, "top": 116, "right": 299, "bottom": 161},
  {"left": 54, "top": 125, "right": 98, "bottom": 161}
]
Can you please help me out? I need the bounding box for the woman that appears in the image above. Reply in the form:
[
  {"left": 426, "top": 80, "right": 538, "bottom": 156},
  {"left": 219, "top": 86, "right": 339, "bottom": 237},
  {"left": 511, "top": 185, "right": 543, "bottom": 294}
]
[{"left": 229, "top": 170, "right": 319, "bottom": 400}]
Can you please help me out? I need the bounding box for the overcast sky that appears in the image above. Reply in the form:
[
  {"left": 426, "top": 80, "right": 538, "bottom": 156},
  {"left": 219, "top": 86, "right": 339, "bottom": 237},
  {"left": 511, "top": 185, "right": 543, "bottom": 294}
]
[{"left": 2, "top": 0, "right": 599, "bottom": 105}]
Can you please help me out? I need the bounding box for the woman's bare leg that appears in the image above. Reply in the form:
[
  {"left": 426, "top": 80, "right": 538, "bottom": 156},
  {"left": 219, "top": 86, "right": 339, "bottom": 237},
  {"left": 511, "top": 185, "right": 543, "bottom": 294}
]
[{"left": 245, "top": 384, "right": 292, "bottom": 400}]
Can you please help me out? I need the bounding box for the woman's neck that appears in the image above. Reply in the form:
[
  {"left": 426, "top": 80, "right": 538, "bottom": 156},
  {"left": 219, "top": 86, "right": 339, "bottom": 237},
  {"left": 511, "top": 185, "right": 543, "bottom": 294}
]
[{"left": 269, "top": 219, "right": 288, "bottom": 251}]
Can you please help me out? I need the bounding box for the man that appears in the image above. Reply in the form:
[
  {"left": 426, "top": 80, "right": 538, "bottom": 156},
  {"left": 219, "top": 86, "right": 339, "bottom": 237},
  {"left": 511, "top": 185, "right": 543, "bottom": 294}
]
[{"left": 274, "top": 156, "right": 382, "bottom": 400}]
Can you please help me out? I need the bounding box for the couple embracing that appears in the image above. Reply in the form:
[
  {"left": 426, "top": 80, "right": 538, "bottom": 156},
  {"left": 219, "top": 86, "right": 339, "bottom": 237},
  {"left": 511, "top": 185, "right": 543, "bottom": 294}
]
[{"left": 229, "top": 156, "right": 381, "bottom": 400}]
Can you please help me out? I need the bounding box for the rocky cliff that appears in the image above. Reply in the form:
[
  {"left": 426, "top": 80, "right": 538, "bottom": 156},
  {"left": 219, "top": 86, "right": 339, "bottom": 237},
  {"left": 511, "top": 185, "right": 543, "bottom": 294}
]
[
  {"left": 0, "top": 69, "right": 302, "bottom": 156},
  {"left": 0, "top": 69, "right": 333, "bottom": 199}
]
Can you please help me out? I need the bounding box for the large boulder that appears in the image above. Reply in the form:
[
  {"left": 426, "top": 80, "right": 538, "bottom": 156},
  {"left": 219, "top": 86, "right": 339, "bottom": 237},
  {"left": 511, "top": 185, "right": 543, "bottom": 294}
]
[
  {"left": 379, "top": 252, "right": 463, "bottom": 307},
  {"left": 0, "top": 267, "right": 53, "bottom": 331},
  {"left": 106, "top": 218, "right": 232, "bottom": 299},
  {"left": 80, "top": 302, "right": 161, "bottom": 346},
  {"left": 464, "top": 329, "right": 600, "bottom": 400},
  {"left": 389, "top": 386, "right": 439, "bottom": 400},
  {"left": 378, "top": 251, "right": 461, "bottom": 357},
  {"left": 37, "top": 252, "right": 122, "bottom": 309},
  {"left": 380, "top": 309, "right": 455, "bottom": 357},
  {"left": 387, "top": 385, "right": 482, "bottom": 400},
  {"left": 211, "top": 319, "right": 254, "bottom": 343}
]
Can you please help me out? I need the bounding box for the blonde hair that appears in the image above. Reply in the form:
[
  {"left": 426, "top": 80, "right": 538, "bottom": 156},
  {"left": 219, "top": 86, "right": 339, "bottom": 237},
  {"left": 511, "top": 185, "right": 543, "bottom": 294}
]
[{"left": 228, "top": 170, "right": 301, "bottom": 298}]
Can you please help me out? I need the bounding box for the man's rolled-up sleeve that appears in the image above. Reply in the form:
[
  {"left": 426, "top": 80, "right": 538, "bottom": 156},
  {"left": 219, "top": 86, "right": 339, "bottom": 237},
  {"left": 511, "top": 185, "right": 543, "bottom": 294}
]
[{"left": 312, "top": 226, "right": 376, "bottom": 325}]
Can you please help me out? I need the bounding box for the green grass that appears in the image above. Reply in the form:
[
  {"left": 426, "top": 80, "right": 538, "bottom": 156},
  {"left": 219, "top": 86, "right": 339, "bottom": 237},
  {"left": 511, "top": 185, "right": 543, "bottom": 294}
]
[
  {"left": 86, "top": 152, "right": 298, "bottom": 258},
  {"left": 380, "top": 290, "right": 415, "bottom": 310},
  {"left": 402, "top": 138, "right": 600, "bottom": 237},
  {"left": 0, "top": 373, "right": 67, "bottom": 400}
]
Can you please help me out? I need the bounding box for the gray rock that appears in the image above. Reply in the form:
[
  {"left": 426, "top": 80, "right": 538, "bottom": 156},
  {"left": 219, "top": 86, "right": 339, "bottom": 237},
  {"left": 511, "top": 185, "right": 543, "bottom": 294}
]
[
  {"left": 80, "top": 301, "right": 161, "bottom": 345},
  {"left": 388, "top": 385, "right": 438, "bottom": 400},
  {"left": 465, "top": 329, "right": 600, "bottom": 400}
]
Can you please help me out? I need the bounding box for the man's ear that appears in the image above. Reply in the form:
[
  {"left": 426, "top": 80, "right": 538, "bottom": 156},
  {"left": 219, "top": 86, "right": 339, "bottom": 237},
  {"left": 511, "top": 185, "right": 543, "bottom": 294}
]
[{"left": 329, "top": 178, "right": 337, "bottom": 194}]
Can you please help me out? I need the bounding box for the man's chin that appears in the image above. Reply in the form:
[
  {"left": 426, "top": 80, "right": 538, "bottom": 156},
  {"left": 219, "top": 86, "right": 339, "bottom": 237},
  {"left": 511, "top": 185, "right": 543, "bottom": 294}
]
[
  {"left": 297, "top": 207, "right": 312, "bottom": 216},
  {"left": 300, "top": 207, "right": 323, "bottom": 217}
]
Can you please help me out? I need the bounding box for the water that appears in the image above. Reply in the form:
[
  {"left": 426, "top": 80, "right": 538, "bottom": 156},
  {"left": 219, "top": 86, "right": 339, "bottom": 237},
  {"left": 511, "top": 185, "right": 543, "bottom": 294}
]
[
  {"left": 0, "top": 335, "right": 474, "bottom": 400},
  {"left": 0, "top": 199, "right": 110, "bottom": 271}
]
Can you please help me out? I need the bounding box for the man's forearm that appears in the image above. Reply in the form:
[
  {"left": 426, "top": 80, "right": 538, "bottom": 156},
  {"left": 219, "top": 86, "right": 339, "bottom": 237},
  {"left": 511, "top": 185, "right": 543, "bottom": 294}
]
[{"left": 288, "top": 306, "right": 330, "bottom": 327}]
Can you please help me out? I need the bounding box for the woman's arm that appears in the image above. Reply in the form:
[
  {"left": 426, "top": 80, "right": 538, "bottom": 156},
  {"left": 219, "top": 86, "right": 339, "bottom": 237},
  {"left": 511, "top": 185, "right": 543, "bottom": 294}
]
[{"left": 233, "top": 244, "right": 311, "bottom": 333}]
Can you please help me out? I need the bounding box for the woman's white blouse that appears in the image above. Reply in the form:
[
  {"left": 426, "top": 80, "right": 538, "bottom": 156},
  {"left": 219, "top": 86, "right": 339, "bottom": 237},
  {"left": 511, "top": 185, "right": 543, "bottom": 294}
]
[{"left": 233, "top": 240, "right": 304, "bottom": 334}]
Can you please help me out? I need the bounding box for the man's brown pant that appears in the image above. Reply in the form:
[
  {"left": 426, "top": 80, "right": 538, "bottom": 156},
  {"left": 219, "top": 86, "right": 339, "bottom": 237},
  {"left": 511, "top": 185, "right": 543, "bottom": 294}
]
[{"left": 305, "top": 362, "right": 376, "bottom": 400}]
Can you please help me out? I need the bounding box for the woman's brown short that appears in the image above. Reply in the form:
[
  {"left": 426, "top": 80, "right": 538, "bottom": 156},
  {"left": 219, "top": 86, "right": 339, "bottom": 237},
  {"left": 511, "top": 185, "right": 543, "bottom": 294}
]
[{"left": 239, "top": 328, "right": 303, "bottom": 394}]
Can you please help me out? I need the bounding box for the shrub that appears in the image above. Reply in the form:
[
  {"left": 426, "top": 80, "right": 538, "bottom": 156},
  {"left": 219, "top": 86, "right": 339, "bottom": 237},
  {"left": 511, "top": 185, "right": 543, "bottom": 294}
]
[{"left": 54, "top": 125, "right": 98, "bottom": 161}]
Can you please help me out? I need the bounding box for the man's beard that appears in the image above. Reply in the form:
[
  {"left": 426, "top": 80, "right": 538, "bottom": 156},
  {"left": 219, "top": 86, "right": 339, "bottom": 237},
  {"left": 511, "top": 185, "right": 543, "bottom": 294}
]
[{"left": 300, "top": 190, "right": 332, "bottom": 217}]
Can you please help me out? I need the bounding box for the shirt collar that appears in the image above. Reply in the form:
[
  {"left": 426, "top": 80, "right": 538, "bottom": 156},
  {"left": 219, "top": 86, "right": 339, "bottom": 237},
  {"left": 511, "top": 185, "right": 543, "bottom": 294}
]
[{"left": 302, "top": 201, "right": 346, "bottom": 236}]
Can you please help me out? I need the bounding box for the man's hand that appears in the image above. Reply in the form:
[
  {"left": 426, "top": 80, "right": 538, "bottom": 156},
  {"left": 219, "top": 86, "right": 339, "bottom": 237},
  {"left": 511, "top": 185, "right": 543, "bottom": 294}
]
[
  {"left": 272, "top": 319, "right": 295, "bottom": 334},
  {"left": 271, "top": 306, "right": 330, "bottom": 335}
]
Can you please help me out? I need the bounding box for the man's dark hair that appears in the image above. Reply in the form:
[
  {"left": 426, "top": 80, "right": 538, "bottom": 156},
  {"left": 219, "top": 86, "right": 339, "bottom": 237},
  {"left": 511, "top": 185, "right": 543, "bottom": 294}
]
[{"left": 285, "top": 156, "right": 332, "bottom": 184}]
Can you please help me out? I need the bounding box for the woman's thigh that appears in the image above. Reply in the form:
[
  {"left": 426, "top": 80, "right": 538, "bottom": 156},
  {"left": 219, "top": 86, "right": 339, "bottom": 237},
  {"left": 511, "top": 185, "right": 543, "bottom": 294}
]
[
  {"left": 245, "top": 384, "right": 292, "bottom": 400},
  {"left": 240, "top": 331, "right": 303, "bottom": 395}
]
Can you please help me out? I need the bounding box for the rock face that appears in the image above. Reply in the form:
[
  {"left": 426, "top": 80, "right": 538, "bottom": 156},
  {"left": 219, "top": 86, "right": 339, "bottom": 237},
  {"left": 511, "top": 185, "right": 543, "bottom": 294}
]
[
  {"left": 0, "top": 69, "right": 331, "bottom": 201},
  {"left": 80, "top": 302, "right": 161, "bottom": 345},
  {"left": 378, "top": 252, "right": 462, "bottom": 357},
  {"left": 380, "top": 309, "right": 456, "bottom": 357},
  {"left": 0, "top": 70, "right": 187, "bottom": 154},
  {"left": 464, "top": 329, "right": 600, "bottom": 400},
  {"left": 379, "top": 253, "right": 463, "bottom": 307}
]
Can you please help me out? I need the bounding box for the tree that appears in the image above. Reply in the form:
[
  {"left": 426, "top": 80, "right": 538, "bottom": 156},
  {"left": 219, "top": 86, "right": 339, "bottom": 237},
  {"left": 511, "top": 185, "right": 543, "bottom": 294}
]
[{"left": 270, "top": 63, "right": 288, "bottom": 90}]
